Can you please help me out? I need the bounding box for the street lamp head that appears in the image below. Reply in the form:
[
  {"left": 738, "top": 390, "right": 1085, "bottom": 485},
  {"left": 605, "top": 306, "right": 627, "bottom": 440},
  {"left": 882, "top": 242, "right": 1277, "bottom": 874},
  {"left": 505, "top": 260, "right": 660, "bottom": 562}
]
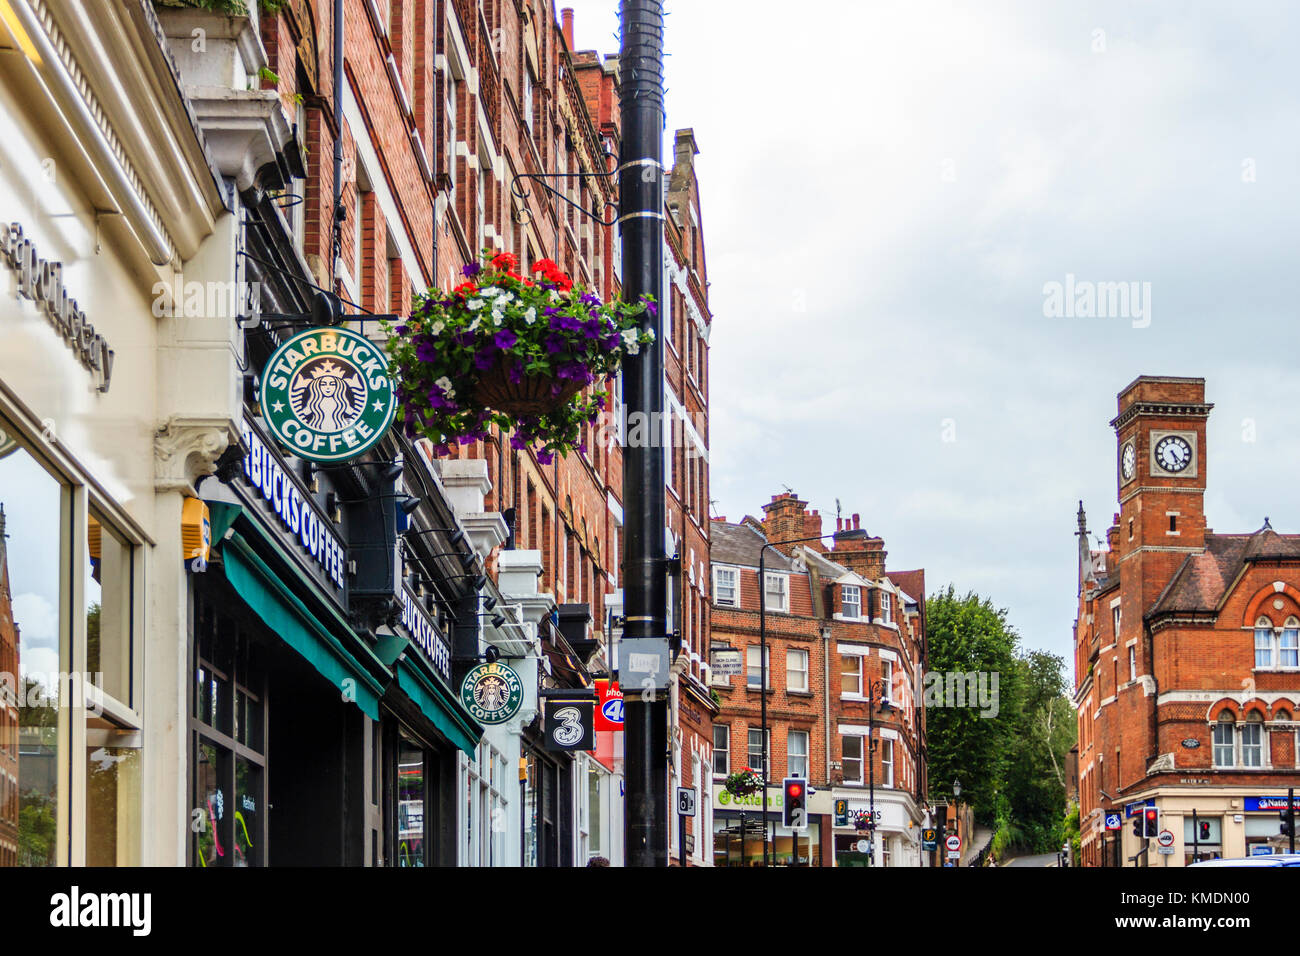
[{"left": 953, "top": 778, "right": 962, "bottom": 798}]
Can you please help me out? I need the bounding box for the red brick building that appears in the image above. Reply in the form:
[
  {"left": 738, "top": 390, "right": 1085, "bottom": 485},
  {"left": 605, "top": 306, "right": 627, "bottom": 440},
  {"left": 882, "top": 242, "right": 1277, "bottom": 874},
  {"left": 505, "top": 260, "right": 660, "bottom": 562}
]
[
  {"left": 1075, "top": 376, "right": 1300, "bottom": 866},
  {"left": 709, "top": 493, "right": 930, "bottom": 866}
]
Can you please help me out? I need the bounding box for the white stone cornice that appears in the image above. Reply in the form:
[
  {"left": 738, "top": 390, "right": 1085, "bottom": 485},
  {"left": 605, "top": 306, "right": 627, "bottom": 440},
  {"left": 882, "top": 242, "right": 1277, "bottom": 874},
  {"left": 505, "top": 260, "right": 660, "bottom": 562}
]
[{"left": 154, "top": 417, "right": 239, "bottom": 495}]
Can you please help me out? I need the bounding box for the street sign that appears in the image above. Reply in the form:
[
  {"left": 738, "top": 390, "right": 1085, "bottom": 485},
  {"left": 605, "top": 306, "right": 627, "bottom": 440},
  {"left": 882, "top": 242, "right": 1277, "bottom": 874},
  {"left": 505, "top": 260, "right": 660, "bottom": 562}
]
[
  {"left": 1157, "top": 829, "right": 1175, "bottom": 848},
  {"left": 945, "top": 834, "right": 961, "bottom": 852},
  {"left": 856, "top": 839, "right": 870, "bottom": 853},
  {"left": 1157, "top": 846, "right": 1175, "bottom": 855},
  {"left": 947, "top": 850, "right": 960, "bottom": 860},
  {"left": 922, "top": 828, "right": 938, "bottom": 851},
  {"left": 833, "top": 799, "right": 849, "bottom": 828},
  {"left": 677, "top": 787, "right": 696, "bottom": 817},
  {"left": 1105, "top": 813, "right": 1122, "bottom": 831}
]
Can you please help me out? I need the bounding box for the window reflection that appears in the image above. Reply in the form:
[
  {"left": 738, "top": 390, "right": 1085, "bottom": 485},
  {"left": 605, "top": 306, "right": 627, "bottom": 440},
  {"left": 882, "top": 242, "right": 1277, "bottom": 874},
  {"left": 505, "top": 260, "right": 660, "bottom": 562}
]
[
  {"left": 0, "top": 436, "right": 63, "bottom": 866},
  {"left": 86, "top": 745, "right": 139, "bottom": 866},
  {"left": 396, "top": 729, "right": 424, "bottom": 866}
]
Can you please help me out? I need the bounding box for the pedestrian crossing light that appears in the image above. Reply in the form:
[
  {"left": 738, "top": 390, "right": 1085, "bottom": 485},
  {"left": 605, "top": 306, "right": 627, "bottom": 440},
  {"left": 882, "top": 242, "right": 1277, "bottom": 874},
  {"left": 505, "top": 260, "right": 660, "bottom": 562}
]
[
  {"left": 1198, "top": 820, "right": 1212, "bottom": 841},
  {"left": 1281, "top": 811, "right": 1295, "bottom": 838},
  {"left": 782, "top": 777, "right": 807, "bottom": 830},
  {"left": 1142, "top": 806, "right": 1160, "bottom": 840}
]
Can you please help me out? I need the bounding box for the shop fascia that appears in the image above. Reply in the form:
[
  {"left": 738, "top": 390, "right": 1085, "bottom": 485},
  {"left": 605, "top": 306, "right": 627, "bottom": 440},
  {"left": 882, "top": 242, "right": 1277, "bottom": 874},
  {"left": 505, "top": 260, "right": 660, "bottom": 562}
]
[
  {"left": 714, "top": 783, "right": 833, "bottom": 815},
  {"left": 0, "top": 221, "right": 115, "bottom": 391}
]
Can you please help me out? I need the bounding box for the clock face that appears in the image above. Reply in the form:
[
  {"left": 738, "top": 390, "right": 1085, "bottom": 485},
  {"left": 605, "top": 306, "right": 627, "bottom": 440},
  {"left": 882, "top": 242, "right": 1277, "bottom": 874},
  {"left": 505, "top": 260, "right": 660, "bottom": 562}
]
[
  {"left": 1120, "top": 442, "right": 1136, "bottom": 481},
  {"left": 1154, "top": 435, "right": 1193, "bottom": 473}
]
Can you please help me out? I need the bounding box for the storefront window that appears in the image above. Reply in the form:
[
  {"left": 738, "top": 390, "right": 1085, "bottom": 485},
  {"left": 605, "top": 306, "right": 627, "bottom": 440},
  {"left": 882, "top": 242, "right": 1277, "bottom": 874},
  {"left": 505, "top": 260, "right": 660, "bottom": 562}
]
[
  {"left": 0, "top": 437, "right": 64, "bottom": 866},
  {"left": 86, "top": 509, "right": 133, "bottom": 707},
  {"left": 86, "top": 745, "right": 139, "bottom": 866},
  {"left": 713, "top": 815, "right": 821, "bottom": 866},
  {"left": 835, "top": 833, "right": 873, "bottom": 867},
  {"left": 588, "top": 764, "right": 602, "bottom": 859},
  {"left": 191, "top": 588, "right": 267, "bottom": 866},
  {"left": 397, "top": 728, "right": 425, "bottom": 866},
  {"left": 1184, "top": 815, "right": 1222, "bottom": 865}
]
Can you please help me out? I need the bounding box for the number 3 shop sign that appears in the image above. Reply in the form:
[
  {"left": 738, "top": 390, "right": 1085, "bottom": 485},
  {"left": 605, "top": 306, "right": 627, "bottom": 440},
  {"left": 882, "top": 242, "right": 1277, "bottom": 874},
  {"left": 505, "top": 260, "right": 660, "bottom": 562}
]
[
  {"left": 260, "top": 327, "right": 396, "bottom": 462},
  {"left": 541, "top": 689, "right": 595, "bottom": 752}
]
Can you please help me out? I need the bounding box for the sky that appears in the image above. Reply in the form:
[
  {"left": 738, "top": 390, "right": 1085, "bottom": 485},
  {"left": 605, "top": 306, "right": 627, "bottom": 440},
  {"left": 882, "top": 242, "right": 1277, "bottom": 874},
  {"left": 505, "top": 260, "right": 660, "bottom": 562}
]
[{"left": 565, "top": 1, "right": 1300, "bottom": 665}]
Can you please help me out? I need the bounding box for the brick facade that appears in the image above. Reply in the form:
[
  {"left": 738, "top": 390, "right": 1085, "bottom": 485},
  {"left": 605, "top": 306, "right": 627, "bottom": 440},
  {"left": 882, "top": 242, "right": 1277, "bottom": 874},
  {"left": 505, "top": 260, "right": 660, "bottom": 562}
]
[{"left": 1075, "top": 376, "right": 1300, "bottom": 866}]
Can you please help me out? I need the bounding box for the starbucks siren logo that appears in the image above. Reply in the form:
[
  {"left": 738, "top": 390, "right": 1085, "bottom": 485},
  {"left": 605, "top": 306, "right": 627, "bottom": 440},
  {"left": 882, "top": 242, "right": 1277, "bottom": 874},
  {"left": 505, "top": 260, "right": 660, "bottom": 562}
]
[
  {"left": 460, "top": 662, "right": 523, "bottom": 725},
  {"left": 260, "top": 327, "right": 396, "bottom": 462}
]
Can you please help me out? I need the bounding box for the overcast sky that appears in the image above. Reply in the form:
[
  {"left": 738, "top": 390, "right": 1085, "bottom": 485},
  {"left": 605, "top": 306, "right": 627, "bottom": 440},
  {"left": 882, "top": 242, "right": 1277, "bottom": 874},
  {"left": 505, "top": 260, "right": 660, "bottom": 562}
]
[{"left": 566, "top": 1, "right": 1300, "bottom": 664}]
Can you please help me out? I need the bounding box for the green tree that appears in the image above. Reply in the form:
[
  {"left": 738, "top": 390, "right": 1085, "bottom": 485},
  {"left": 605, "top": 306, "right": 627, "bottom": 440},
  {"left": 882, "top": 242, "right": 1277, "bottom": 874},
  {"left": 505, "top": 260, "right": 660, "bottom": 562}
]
[{"left": 924, "top": 586, "right": 1023, "bottom": 824}]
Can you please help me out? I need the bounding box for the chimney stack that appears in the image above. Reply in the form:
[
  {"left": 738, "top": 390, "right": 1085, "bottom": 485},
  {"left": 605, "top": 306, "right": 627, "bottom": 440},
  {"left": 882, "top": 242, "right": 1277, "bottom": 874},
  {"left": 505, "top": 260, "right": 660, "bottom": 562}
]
[{"left": 561, "top": 8, "right": 575, "bottom": 50}]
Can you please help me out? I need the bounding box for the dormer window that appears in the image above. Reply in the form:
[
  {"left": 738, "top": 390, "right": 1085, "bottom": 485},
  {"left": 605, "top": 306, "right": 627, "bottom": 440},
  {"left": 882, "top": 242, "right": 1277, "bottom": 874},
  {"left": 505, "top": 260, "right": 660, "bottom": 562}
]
[
  {"left": 879, "top": 590, "right": 892, "bottom": 625},
  {"left": 842, "top": 584, "right": 861, "bottom": 619}
]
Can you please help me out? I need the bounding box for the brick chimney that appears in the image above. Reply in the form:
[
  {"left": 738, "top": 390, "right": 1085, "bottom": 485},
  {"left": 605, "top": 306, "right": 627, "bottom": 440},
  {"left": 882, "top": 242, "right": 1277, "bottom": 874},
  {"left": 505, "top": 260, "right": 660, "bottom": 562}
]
[
  {"left": 561, "top": 8, "right": 575, "bottom": 50},
  {"left": 1107, "top": 512, "right": 1120, "bottom": 556},
  {"left": 831, "top": 514, "right": 887, "bottom": 580},
  {"left": 760, "top": 492, "right": 824, "bottom": 551}
]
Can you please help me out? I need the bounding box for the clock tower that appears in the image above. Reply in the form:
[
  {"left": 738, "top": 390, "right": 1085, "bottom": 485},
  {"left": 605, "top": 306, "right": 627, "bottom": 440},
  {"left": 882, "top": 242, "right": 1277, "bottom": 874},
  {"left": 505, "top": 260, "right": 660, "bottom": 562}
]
[{"left": 1110, "top": 376, "right": 1213, "bottom": 622}]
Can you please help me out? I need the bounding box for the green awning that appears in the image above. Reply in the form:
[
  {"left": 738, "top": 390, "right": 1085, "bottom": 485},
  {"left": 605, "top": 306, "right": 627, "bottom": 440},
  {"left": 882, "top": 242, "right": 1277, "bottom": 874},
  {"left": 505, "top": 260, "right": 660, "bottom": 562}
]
[
  {"left": 396, "top": 658, "right": 481, "bottom": 756},
  {"left": 221, "top": 526, "right": 385, "bottom": 720}
]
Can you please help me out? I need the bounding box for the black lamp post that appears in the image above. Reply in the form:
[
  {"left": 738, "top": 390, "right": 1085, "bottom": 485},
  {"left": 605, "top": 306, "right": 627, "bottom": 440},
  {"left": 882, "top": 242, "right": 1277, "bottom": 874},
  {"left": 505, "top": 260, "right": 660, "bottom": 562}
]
[{"left": 758, "top": 532, "right": 838, "bottom": 866}]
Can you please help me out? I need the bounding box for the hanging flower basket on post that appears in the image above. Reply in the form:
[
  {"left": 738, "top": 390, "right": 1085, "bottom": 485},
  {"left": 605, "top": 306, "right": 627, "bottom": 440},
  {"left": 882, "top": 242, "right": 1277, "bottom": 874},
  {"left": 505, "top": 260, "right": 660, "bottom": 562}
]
[
  {"left": 725, "top": 768, "right": 765, "bottom": 797},
  {"left": 383, "top": 250, "right": 655, "bottom": 463}
]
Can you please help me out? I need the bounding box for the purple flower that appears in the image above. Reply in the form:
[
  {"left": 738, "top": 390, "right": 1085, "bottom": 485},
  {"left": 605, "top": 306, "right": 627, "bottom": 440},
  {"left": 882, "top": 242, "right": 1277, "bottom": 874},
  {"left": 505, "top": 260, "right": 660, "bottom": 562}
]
[
  {"left": 536, "top": 449, "right": 555, "bottom": 465},
  {"left": 645, "top": 301, "right": 657, "bottom": 318},
  {"left": 582, "top": 319, "right": 602, "bottom": 339},
  {"left": 462, "top": 263, "right": 482, "bottom": 277},
  {"left": 510, "top": 433, "right": 528, "bottom": 450},
  {"left": 581, "top": 293, "right": 601, "bottom": 307},
  {"left": 474, "top": 349, "right": 496, "bottom": 371},
  {"left": 395, "top": 324, "right": 409, "bottom": 336},
  {"left": 507, "top": 360, "right": 524, "bottom": 384},
  {"left": 494, "top": 329, "right": 518, "bottom": 350},
  {"left": 453, "top": 331, "right": 476, "bottom": 347},
  {"left": 544, "top": 334, "right": 567, "bottom": 355},
  {"left": 416, "top": 339, "right": 438, "bottom": 362},
  {"left": 556, "top": 361, "right": 591, "bottom": 383},
  {"left": 601, "top": 333, "right": 620, "bottom": 350}
]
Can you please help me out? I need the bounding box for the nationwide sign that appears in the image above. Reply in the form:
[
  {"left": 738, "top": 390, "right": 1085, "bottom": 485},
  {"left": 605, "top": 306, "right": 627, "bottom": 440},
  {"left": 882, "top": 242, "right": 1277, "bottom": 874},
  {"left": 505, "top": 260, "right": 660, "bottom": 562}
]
[
  {"left": 260, "top": 327, "right": 396, "bottom": 463},
  {"left": 1244, "top": 796, "right": 1300, "bottom": 812},
  {"left": 240, "top": 418, "right": 346, "bottom": 591}
]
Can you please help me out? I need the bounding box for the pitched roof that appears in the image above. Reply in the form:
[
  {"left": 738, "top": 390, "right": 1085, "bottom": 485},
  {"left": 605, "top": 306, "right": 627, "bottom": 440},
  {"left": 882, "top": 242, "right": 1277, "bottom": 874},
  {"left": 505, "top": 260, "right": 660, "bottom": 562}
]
[
  {"left": 1149, "top": 524, "right": 1300, "bottom": 615},
  {"left": 709, "top": 520, "right": 797, "bottom": 571},
  {"left": 891, "top": 569, "right": 926, "bottom": 608}
]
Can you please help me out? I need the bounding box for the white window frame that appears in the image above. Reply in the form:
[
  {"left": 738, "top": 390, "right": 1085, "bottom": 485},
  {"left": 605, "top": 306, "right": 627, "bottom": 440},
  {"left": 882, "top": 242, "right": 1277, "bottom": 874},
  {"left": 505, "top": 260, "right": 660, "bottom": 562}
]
[
  {"left": 788, "top": 730, "right": 809, "bottom": 779},
  {"left": 712, "top": 724, "right": 729, "bottom": 777},
  {"left": 747, "top": 728, "right": 770, "bottom": 778},
  {"left": 764, "top": 572, "right": 789, "bottom": 613},
  {"left": 880, "top": 739, "right": 894, "bottom": 788},
  {"left": 841, "top": 654, "right": 864, "bottom": 699},
  {"left": 881, "top": 658, "right": 894, "bottom": 704},
  {"left": 787, "top": 647, "right": 809, "bottom": 693},
  {"left": 1241, "top": 716, "right": 1264, "bottom": 767},
  {"left": 1113, "top": 605, "right": 1122, "bottom": 640},
  {"left": 878, "top": 589, "right": 892, "bottom": 625},
  {"left": 1255, "top": 618, "right": 1274, "bottom": 669},
  {"left": 1213, "top": 717, "right": 1235, "bottom": 767},
  {"left": 746, "top": 645, "right": 771, "bottom": 689},
  {"left": 713, "top": 566, "right": 738, "bottom": 608},
  {"left": 1128, "top": 645, "right": 1136, "bottom": 683},
  {"left": 842, "top": 584, "right": 861, "bottom": 619},
  {"left": 1254, "top": 617, "right": 1300, "bottom": 671},
  {"left": 841, "top": 735, "right": 864, "bottom": 785}
]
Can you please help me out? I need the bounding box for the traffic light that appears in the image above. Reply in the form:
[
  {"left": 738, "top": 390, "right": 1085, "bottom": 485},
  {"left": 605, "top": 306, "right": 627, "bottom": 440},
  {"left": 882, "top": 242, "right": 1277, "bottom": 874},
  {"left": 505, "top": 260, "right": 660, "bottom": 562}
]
[
  {"left": 1198, "top": 820, "right": 1212, "bottom": 841},
  {"left": 1281, "top": 811, "right": 1295, "bottom": 838},
  {"left": 1142, "top": 806, "right": 1160, "bottom": 839},
  {"left": 1131, "top": 814, "right": 1143, "bottom": 839},
  {"left": 782, "top": 777, "right": 807, "bottom": 830}
]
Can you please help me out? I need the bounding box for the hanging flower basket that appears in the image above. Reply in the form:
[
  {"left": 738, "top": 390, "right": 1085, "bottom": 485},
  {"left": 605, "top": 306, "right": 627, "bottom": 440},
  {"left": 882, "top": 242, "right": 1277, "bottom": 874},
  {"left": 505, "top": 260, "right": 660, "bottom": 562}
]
[
  {"left": 725, "top": 768, "right": 765, "bottom": 797},
  {"left": 383, "top": 250, "right": 655, "bottom": 463}
]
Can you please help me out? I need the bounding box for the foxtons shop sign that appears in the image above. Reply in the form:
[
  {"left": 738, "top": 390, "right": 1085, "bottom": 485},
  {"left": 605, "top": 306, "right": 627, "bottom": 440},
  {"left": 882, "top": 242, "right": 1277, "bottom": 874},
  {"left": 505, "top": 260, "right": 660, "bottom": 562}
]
[{"left": 260, "top": 327, "right": 395, "bottom": 462}]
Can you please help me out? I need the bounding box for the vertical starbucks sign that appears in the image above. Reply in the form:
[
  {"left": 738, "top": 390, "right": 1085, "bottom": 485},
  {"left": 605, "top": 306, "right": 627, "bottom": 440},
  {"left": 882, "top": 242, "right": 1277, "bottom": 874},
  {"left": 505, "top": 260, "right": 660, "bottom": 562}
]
[{"left": 260, "top": 327, "right": 396, "bottom": 462}]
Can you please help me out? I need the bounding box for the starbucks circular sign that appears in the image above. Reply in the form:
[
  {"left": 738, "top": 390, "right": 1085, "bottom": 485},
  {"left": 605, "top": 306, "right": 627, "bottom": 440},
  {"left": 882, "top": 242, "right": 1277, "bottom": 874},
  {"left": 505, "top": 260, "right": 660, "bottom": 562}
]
[
  {"left": 259, "top": 327, "right": 396, "bottom": 463},
  {"left": 460, "top": 662, "right": 523, "bottom": 725}
]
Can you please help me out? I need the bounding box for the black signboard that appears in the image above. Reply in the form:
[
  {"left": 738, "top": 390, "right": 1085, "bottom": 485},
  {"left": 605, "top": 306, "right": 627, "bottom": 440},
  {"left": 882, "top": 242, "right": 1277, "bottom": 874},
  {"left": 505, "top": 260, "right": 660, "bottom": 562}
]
[{"left": 541, "top": 690, "right": 595, "bottom": 751}]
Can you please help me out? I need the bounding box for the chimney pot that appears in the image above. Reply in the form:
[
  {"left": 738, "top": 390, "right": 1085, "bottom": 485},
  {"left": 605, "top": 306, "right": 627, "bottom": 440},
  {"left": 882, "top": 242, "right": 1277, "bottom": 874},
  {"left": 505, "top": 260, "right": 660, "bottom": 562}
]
[
  {"left": 562, "top": 8, "right": 575, "bottom": 49},
  {"left": 852, "top": 514, "right": 860, "bottom": 530}
]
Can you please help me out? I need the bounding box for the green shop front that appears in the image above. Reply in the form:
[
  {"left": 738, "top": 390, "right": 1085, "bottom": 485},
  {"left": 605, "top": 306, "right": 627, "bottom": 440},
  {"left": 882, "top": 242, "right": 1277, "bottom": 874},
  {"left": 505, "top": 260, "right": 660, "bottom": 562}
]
[
  {"left": 711, "top": 784, "right": 830, "bottom": 867},
  {"left": 190, "top": 415, "right": 480, "bottom": 866}
]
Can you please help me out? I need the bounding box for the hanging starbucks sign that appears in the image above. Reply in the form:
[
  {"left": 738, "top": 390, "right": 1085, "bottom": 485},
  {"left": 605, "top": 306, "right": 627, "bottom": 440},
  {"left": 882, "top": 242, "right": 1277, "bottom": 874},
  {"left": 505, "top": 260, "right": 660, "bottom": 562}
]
[
  {"left": 460, "top": 662, "right": 523, "bottom": 725},
  {"left": 259, "top": 327, "right": 396, "bottom": 462}
]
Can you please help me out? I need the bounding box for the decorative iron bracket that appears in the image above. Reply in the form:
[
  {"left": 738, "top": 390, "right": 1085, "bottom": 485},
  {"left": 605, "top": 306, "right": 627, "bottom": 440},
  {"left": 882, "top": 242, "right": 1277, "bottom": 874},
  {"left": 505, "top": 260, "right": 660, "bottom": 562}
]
[{"left": 510, "top": 152, "right": 620, "bottom": 227}]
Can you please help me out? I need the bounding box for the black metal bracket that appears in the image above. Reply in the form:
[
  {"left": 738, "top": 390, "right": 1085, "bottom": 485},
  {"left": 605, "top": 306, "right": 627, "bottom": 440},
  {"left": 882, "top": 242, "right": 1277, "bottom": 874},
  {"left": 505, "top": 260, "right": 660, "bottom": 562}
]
[{"left": 510, "top": 152, "right": 620, "bottom": 227}]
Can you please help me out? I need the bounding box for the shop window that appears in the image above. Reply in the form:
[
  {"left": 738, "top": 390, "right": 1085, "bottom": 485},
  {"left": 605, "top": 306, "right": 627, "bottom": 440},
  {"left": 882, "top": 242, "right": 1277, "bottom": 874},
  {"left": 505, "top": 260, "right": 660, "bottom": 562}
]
[
  {"left": 191, "top": 591, "right": 266, "bottom": 867},
  {"left": 1185, "top": 815, "right": 1222, "bottom": 864},
  {"left": 396, "top": 727, "right": 426, "bottom": 866},
  {"left": 0, "top": 436, "right": 65, "bottom": 866},
  {"left": 86, "top": 508, "right": 134, "bottom": 708}
]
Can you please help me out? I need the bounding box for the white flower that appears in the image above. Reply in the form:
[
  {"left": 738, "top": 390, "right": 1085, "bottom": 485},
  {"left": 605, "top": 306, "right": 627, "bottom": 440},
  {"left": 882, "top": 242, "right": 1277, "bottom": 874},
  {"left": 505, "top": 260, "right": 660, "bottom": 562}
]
[
  {"left": 467, "top": 298, "right": 485, "bottom": 311},
  {"left": 429, "top": 319, "right": 445, "bottom": 335},
  {"left": 467, "top": 317, "right": 482, "bottom": 332},
  {"left": 621, "top": 329, "right": 641, "bottom": 355},
  {"left": 491, "top": 309, "right": 505, "bottom": 327},
  {"left": 479, "top": 286, "right": 502, "bottom": 298},
  {"left": 498, "top": 291, "right": 515, "bottom": 304},
  {"left": 434, "top": 376, "right": 455, "bottom": 398},
  {"left": 644, "top": 329, "right": 656, "bottom": 342},
  {"left": 523, "top": 307, "right": 537, "bottom": 325}
]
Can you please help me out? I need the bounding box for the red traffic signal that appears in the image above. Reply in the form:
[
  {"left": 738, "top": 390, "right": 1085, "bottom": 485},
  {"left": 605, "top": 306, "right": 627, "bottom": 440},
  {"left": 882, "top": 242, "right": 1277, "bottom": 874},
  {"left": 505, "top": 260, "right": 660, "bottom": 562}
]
[
  {"left": 1142, "top": 806, "right": 1160, "bottom": 839},
  {"left": 782, "top": 777, "right": 807, "bottom": 830},
  {"left": 786, "top": 781, "right": 803, "bottom": 799}
]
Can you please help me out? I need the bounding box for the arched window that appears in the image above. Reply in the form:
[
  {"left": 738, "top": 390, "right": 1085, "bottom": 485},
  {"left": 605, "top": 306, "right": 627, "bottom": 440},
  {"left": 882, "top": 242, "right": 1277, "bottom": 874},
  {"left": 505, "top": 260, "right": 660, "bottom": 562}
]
[
  {"left": 1242, "top": 712, "right": 1265, "bottom": 767},
  {"left": 1255, "top": 617, "right": 1276, "bottom": 669},
  {"left": 1275, "top": 708, "right": 1292, "bottom": 722},
  {"left": 1282, "top": 618, "right": 1300, "bottom": 668},
  {"left": 1213, "top": 714, "right": 1236, "bottom": 766}
]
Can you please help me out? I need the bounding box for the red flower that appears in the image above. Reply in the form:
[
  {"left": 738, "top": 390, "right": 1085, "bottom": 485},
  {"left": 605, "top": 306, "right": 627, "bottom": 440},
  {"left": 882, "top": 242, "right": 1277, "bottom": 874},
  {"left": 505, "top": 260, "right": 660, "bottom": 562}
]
[
  {"left": 491, "top": 252, "right": 518, "bottom": 270},
  {"left": 452, "top": 281, "right": 478, "bottom": 297},
  {"left": 532, "top": 258, "right": 559, "bottom": 274}
]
